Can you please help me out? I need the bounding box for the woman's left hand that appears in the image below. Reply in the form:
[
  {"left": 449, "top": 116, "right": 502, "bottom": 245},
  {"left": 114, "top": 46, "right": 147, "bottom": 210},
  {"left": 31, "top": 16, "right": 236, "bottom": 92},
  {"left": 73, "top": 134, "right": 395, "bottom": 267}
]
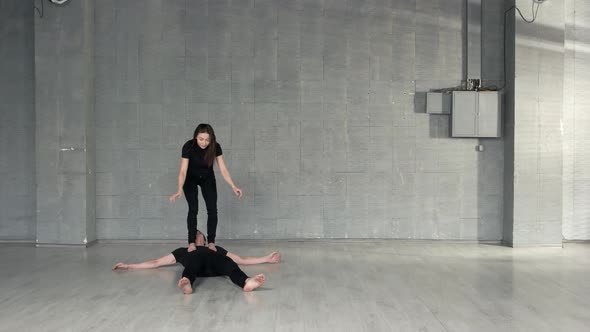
[{"left": 233, "top": 187, "right": 243, "bottom": 199}]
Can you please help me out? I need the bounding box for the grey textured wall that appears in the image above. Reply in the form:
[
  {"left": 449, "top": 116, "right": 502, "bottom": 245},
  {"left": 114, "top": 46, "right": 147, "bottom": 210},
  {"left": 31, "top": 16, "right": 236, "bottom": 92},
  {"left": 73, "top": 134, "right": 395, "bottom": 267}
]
[
  {"left": 2, "top": 0, "right": 586, "bottom": 243},
  {"left": 0, "top": 0, "right": 36, "bottom": 241},
  {"left": 35, "top": 0, "right": 96, "bottom": 245},
  {"left": 94, "top": 0, "right": 505, "bottom": 240},
  {"left": 503, "top": 0, "right": 515, "bottom": 245},
  {"left": 563, "top": 0, "right": 590, "bottom": 240},
  {"left": 510, "top": 0, "right": 564, "bottom": 246}
]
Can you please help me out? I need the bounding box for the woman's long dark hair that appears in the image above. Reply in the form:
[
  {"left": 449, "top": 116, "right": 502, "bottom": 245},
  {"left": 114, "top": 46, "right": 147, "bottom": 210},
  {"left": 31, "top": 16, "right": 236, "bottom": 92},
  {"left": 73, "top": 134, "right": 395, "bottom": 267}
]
[{"left": 192, "top": 123, "right": 217, "bottom": 167}]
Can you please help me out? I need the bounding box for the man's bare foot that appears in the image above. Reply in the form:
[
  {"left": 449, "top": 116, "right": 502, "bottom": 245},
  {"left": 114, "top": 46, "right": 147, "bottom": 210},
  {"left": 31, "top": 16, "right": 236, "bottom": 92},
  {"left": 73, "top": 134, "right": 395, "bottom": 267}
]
[
  {"left": 112, "top": 262, "right": 128, "bottom": 270},
  {"left": 267, "top": 252, "right": 281, "bottom": 263},
  {"left": 243, "top": 273, "right": 265, "bottom": 292},
  {"left": 187, "top": 243, "right": 197, "bottom": 252},
  {"left": 178, "top": 277, "right": 193, "bottom": 294},
  {"left": 207, "top": 243, "right": 217, "bottom": 252}
]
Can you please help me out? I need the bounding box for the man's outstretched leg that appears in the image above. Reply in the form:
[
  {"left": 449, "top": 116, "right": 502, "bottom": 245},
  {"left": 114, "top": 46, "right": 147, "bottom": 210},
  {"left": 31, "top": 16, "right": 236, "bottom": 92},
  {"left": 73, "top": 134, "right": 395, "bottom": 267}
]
[
  {"left": 219, "top": 256, "right": 266, "bottom": 292},
  {"left": 178, "top": 268, "right": 196, "bottom": 294}
]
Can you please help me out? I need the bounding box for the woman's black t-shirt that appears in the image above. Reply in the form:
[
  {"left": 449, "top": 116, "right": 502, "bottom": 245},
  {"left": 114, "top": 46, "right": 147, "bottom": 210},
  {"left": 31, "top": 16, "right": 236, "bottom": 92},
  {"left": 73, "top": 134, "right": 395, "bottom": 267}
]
[{"left": 181, "top": 140, "right": 222, "bottom": 178}]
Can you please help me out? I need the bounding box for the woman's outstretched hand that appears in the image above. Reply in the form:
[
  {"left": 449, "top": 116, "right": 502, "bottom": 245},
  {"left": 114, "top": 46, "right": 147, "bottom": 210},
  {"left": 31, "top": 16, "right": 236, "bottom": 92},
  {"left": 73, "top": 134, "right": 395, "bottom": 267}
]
[
  {"left": 232, "top": 187, "right": 243, "bottom": 199},
  {"left": 169, "top": 191, "right": 182, "bottom": 202}
]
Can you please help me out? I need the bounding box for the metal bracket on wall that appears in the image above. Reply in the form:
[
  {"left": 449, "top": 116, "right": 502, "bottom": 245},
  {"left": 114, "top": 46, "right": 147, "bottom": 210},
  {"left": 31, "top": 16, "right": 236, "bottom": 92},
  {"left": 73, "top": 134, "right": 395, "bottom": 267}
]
[{"left": 34, "top": 0, "right": 72, "bottom": 18}]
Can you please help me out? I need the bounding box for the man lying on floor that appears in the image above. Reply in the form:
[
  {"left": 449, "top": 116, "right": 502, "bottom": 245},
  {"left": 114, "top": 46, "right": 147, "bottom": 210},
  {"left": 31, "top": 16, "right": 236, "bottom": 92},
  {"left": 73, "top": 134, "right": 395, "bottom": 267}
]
[
  {"left": 112, "top": 230, "right": 280, "bottom": 293},
  {"left": 113, "top": 230, "right": 281, "bottom": 269}
]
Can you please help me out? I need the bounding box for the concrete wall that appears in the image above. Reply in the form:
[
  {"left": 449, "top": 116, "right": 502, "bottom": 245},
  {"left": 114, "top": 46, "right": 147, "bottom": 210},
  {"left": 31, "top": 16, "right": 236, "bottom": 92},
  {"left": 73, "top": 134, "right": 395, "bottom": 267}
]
[
  {"left": 510, "top": 0, "right": 564, "bottom": 246},
  {"left": 34, "top": 0, "right": 95, "bottom": 245},
  {"left": 0, "top": 0, "right": 36, "bottom": 241},
  {"left": 503, "top": 0, "right": 515, "bottom": 245},
  {"left": 94, "top": 0, "right": 505, "bottom": 240},
  {"left": 3, "top": 0, "right": 588, "bottom": 243},
  {"left": 0, "top": 0, "right": 590, "bottom": 241},
  {"left": 563, "top": 0, "right": 590, "bottom": 240}
]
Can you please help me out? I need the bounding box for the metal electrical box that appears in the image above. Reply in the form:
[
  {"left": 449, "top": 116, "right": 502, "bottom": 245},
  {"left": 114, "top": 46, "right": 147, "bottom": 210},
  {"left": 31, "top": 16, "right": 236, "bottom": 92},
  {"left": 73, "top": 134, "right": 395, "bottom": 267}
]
[
  {"left": 451, "top": 91, "right": 501, "bottom": 138},
  {"left": 426, "top": 92, "right": 452, "bottom": 114}
]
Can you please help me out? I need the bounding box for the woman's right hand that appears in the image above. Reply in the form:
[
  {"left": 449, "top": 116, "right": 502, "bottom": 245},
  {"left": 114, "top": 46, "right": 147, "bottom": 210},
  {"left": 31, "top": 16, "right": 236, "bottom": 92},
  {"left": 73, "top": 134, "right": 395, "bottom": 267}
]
[{"left": 169, "top": 191, "right": 182, "bottom": 202}]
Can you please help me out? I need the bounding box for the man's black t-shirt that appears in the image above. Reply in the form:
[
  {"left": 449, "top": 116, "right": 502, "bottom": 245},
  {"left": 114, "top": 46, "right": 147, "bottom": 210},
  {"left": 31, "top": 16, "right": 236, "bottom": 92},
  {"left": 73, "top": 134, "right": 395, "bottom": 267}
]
[
  {"left": 181, "top": 140, "right": 222, "bottom": 177},
  {"left": 171, "top": 246, "right": 231, "bottom": 277},
  {"left": 171, "top": 245, "right": 229, "bottom": 266}
]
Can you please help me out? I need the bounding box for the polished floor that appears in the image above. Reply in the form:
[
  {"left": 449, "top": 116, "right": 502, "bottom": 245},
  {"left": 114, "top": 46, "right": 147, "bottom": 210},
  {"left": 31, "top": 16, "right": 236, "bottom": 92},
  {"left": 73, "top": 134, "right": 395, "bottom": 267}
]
[{"left": 0, "top": 240, "right": 589, "bottom": 332}]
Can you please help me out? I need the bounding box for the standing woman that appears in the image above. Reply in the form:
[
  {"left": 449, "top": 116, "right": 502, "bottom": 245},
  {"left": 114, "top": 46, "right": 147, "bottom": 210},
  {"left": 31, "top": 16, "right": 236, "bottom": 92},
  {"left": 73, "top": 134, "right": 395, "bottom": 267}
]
[{"left": 170, "top": 124, "right": 243, "bottom": 252}]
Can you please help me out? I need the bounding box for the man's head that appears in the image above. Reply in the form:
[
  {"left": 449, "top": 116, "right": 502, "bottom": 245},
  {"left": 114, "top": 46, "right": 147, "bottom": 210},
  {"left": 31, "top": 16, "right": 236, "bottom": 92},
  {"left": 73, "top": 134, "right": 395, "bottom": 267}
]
[{"left": 195, "top": 230, "right": 207, "bottom": 246}]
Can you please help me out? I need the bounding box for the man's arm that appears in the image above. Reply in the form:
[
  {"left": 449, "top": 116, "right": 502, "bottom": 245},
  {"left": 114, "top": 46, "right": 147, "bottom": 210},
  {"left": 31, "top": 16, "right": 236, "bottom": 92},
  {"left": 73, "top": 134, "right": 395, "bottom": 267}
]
[
  {"left": 226, "top": 252, "right": 281, "bottom": 265},
  {"left": 112, "top": 254, "right": 176, "bottom": 270}
]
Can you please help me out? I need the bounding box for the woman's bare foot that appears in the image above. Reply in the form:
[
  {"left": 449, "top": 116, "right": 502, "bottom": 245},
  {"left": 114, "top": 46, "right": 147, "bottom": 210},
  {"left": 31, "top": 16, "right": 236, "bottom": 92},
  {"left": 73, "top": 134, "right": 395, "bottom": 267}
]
[
  {"left": 187, "top": 243, "right": 197, "bottom": 252},
  {"left": 178, "top": 277, "right": 193, "bottom": 294},
  {"left": 207, "top": 243, "right": 217, "bottom": 252},
  {"left": 267, "top": 252, "right": 281, "bottom": 263},
  {"left": 243, "top": 274, "right": 265, "bottom": 292}
]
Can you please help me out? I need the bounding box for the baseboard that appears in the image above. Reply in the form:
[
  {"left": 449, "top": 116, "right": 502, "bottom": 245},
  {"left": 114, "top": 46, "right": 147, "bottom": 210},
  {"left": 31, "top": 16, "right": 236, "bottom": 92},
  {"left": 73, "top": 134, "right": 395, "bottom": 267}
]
[
  {"left": 94, "top": 238, "right": 503, "bottom": 245},
  {"left": 502, "top": 240, "right": 563, "bottom": 248},
  {"left": 86, "top": 239, "right": 98, "bottom": 247},
  {"left": 35, "top": 243, "right": 87, "bottom": 248},
  {"left": 96, "top": 239, "right": 186, "bottom": 244},
  {"left": 277, "top": 238, "right": 504, "bottom": 245},
  {"left": 563, "top": 239, "right": 590, "bottom": 244},
  {"left": 36, "top": 241, "right": 97, "bottom": 248},
  {"left": 0, "top": 239, "right": 35, "bottom": 245}
]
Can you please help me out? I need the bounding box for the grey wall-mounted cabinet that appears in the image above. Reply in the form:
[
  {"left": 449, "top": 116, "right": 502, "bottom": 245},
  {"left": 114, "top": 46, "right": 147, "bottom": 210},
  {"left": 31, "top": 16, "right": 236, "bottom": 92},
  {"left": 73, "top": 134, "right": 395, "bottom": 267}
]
[
  {"left": 452, "top": 91, "right": 501, "bottom": 138},
  {"left": 426, "top": 92, "right": 452, "bottom": 114}
]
